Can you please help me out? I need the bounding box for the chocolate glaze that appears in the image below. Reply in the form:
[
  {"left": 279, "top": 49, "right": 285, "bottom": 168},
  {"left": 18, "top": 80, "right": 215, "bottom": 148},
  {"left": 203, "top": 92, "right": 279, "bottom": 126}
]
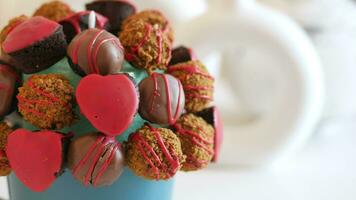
[
  {"left": 0, "top": 61, "right": 19, "bottom": 118},
  {"left": 169, "top": 46, "right": 197, "bottom": 66},
  {"left": 86, "top": 0, "right": 137, "bottom": 34},
  {"left": 139, "top": 73, "right": 185, "bottom": 125},
  {"left": 68, "top": 133, "right": 124, "bottom": 187},
  {"left": 60, "top": 11, "right": 109, "bottom": 43},
  {"left": 67, "top": 28, "right": 124, "bottom": 76}
]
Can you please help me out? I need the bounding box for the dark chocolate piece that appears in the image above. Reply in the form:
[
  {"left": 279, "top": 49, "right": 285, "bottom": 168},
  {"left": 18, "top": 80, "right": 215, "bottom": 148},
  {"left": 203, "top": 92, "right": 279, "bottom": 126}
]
[
  {"left": 2, "top": 17, "right": 67, "bottom": 74},
  {"left": 67, "top": 132, "right": 124, "bottom": 187},
  {"left": 0, "top": 61, "right": 19, "bottom": 118},
  {"left": 86, "top": 0, "right": 137, "bottom": 34},
  {"left": 67, "top": 28, "right": 124, "bottom": 76},
  {"left": 139, "top": 73, "right": 185, "bottom": 125},
  {"left": 169, "top": 46, "right": 197, "bottom": 66},
  {"left": 60, "top": 11, "right": 109, "bottom": 43}
]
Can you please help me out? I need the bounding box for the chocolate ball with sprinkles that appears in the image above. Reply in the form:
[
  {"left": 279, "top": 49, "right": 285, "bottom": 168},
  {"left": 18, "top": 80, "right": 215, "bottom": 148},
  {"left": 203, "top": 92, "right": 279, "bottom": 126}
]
[
  {"left": 168, "top": 60, "right": 214, "bottom": 112},
  {"left": 172, "top": 113, "right": 215, "bottom": 171},
  {"left": 125, "top": 124, "right": 185, "bottom": 180},
  {"left": 139, "top": 73, "right": 185, "bottom": 126},
  {"left": 119, "top": 19, "right": 171, "bottom": 73},
  {"left": 196, "top": 106, "right": 223, "bottom": 162},
  {"left": 0, "top": 122, "right": 13, "bottom": 176},
  {"left": 60, "top": 11, "right": 109, "bottom": 43},
  {"left": 122, "top": 10, "right": 174, "bottom": 44},
  {"left": 1, "top": 16, "right": 67, "bottom": 74},
  {"left": 33, "top": 0, "right": 74, "bottom": 22},
  {"left": 67, "top": 28, "right": 124, "bottom": 76},
  {"left": 86, "top": 0, "right": 137, "bottom": 34},
  {"left": 67, "top": 133, "right": 125, "bottom": 187},
  {"left": 17, "top": 74, "right": 76, "bottom": 130}
]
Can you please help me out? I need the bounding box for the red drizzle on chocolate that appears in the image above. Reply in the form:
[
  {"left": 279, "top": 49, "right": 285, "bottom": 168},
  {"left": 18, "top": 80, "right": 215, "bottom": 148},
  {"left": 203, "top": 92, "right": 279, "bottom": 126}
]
[
  {"left": 149, "top": 73, "right": 183, "bottom": 125},
  {"left": 69, "top": 29, "right": 123, "bottom": 74},
  {"left": 17, "top": 78, "right": 71, "bottom": 118},
  {"left": 132, "top": 125, "right": 180, "bottom": 180},
  {"left": 168, "top": 64, "right": 214, "bottom": 101},
  {"left": 72, "top": 136, "right": 120, "bottom": 187},
  {"left": 124, "top": 23, "right": 165, "bottom": 67},
  {"left": 173, "top": 123, "right": 214, "bottom": 166}
]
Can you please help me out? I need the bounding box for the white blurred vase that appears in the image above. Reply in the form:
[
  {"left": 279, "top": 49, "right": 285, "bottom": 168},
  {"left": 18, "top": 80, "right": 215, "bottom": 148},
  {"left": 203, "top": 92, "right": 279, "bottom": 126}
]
[{"left": 176, "top": 0, "right": 324, "bottom": 167}]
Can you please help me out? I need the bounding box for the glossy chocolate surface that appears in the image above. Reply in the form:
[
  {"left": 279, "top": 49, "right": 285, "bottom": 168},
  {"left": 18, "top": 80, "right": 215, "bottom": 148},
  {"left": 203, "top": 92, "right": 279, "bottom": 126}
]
[{"left": 139, "top": 73, "right": 185, "bottom": 125}]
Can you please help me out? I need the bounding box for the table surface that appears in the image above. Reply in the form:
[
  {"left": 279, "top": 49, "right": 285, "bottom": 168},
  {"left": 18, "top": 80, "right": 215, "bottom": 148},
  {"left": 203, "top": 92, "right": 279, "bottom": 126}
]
[{"left": 0, "top": 117, "right": 355, "bottom": 200}]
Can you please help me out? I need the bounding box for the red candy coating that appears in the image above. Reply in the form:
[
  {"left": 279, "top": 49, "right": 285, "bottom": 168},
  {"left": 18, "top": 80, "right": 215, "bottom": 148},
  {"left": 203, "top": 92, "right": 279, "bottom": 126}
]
[
  {"left": 2, "top": 17, "right": 60, "bottom": 53},
  {"left": 6, "top": 129, "right": 64, "bottom": 192},
  {"left": 76, "top": 74, "right": 138, "bottom": 136}
]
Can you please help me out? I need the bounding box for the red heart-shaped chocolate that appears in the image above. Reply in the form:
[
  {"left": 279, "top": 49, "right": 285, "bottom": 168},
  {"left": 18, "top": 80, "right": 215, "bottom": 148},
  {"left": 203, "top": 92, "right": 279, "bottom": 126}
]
[
  {"left": 6, "top": 129, "right": 64, "bottom": 192},
  {"left": 76, "top": 74, "right": 138, "bottom": 136}
]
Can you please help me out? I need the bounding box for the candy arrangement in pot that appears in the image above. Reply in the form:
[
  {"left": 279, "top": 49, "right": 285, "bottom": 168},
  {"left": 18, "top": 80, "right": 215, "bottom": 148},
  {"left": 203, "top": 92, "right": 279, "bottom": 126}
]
[{"left": 0, "top": 0, "right": 223, "bottom": 192}]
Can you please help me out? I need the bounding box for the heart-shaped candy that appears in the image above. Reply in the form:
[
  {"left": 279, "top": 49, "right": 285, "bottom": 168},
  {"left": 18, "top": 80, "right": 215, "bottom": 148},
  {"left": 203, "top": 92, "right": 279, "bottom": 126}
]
[
  {"left": 6, "top": 129, "right": 65, "bottom": 192},
  {"left": 76, "top": 74, "right": 139, "bottom": 136}
]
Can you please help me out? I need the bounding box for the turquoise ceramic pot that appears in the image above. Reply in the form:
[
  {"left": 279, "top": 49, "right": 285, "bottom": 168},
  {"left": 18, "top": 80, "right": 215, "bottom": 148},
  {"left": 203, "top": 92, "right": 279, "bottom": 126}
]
[{"left": 7, "top": 59, "right": 174, "bottom": 200}]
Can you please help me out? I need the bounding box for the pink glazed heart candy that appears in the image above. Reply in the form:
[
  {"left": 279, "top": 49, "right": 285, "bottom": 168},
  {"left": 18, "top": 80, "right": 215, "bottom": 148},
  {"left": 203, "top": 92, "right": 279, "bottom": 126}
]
[
  {"left": 6, "top": 129, "right": 66, "bottom": 192},
  {"left": 76, "top": 74, "right": 139, "bottom": 136}
]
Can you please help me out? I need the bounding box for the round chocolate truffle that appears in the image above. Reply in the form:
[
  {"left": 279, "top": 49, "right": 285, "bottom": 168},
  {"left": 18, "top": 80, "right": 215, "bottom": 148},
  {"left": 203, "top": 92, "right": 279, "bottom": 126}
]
[
  {"left": 17, "top": 74, "right": 76, "bottom": 130},
  {"left": 60, "top": 11, "right": 109, "bottom": 43},
  {"left": 139, "top": 73, "right": 185, "bottom": 125},
  {"left": 168, "top": 60, "right": 214, "bottom": 112},
  {"left": 67, "top": 133, "right": 124, "bottom": 187},
  {"left": 0, "top": 61, "right": 19, "bottom": 118},
  {"left": 125, "top": 124, "right": 185, "bottom": 180},
  {"left": 122, "top": 9, "right": 174, "bottom": 44},
  {"left": 119, "top": 19, "right": 171, "bottom": 72},
  {"left": 86, "top": 0, "right": 137, "bottom": 34},
  {"left": 169, "top": 46, "right": 197, "bottom": 66},
  {"left": 33, "top": 0, "right": 74, "bottom": 22},
  {"left": 172, "top": 113, "right": 214, "bottom": 171},
  {"left": 67, "top": 28, "right": 124, "bottom": 76},
  {"left": 2, "top": 17, "right": 67, "bottom": 74},
  {"left": 0, "top": 150, "right": 11, "bottom": 176},
  {"left": 196, "top": 106, "right": 223, "bottom": 162},
  {"left": 0, "top": 15, "right": 29, "bottom": 51}
]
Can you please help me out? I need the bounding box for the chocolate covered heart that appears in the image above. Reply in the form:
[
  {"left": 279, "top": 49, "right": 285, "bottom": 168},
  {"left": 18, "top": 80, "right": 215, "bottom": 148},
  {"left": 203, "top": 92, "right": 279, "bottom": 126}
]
[
  {"left": 6, "top": 129, "right": 65, "bottom": 192},
  {"left": 76, "top": 74, "right": 139, "bottom": 136}
]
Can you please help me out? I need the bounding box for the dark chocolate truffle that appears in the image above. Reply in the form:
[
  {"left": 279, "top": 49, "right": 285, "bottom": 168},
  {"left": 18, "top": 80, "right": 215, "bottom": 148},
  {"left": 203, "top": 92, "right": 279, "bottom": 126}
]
[
  {"left": 168, "top": 60, "right": 214, "bottom": 112},
  {"left": 2, "top": 17, "right": 67, "bottom": 74},
  {"left": 126, "top": 124, "right": 185, "bottom": 180},
  {"left": 60, "top": 11, "right": 109, "bottom": 43},
  {"left": 196, "top": 107, "right": 223, "bottom": 162},
  {"left": 139, "top": 73, "right": 185, "bottom": 125},
  {"left": 0, "top": 61, "right": 19, "bottom": 118},
  {"left": 33, "top": 0, "right": 74, "bottom": 22},
  {"left": 86, "top": 0, "right": 137, "bottom": 34},
  {"left": 67, "top": 28, "right": 124, "bottom": 76},
  {"left": 122, "top": 9, "right": 174, "bottom": 44},
  {"left": 0, "top": 15, "right": 29, "bottom": 50},
  {"left": 68, "top": 132, "right": 124, "bottom": 187},
  {"left": 172, "top": 114, "right": 214, "bottom": 171},
  {"left": 17, "top": 74, "right": 76, "bottom": 130},
  {"left": 169, "top": 46, "right": 197, "bottom": 66},
  {"left": 119, "top": 19, "right": 171, "bottom": 72}
]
